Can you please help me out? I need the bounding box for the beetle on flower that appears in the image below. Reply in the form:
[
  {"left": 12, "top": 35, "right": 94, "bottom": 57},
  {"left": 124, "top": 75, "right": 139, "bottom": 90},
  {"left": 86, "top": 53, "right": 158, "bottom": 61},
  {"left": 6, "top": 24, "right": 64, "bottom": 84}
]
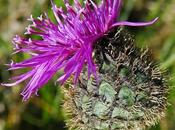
[{"left": 2, "top": 0, "right": 158, "bottom": 101}]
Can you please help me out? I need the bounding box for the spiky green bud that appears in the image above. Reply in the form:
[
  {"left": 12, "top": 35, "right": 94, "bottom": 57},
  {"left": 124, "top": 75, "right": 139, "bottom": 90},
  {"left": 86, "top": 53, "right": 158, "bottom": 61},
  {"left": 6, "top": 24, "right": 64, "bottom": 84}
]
[{"left": 63, "top": 27, "right": 168, "bottom": 130}]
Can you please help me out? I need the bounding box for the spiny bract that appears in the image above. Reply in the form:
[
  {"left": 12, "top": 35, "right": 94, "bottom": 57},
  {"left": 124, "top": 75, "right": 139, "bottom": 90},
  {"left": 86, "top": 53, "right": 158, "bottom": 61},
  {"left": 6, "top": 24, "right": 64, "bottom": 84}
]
[{"left": 63, "top": 27, "right": 168, "bottom": 130}]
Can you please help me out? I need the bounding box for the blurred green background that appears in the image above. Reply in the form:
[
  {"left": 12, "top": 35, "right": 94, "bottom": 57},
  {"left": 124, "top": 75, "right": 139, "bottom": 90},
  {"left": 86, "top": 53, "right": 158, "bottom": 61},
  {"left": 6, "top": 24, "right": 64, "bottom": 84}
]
[{"left": 0, "top": 0, "right": 175, "bottom": 130}]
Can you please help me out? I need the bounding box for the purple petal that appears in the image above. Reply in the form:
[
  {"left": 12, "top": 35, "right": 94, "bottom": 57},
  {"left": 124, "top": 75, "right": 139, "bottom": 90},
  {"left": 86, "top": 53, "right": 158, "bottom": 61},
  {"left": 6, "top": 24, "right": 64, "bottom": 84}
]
[{"left": 111, "top": 17, "right": 158, "bottom": 28}]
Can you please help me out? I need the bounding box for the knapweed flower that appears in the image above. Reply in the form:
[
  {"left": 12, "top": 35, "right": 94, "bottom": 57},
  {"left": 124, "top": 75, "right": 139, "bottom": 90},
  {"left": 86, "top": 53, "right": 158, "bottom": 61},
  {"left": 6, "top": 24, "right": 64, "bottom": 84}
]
[{"left": 2, "top": 0, "right": 158, "bottom": 101}]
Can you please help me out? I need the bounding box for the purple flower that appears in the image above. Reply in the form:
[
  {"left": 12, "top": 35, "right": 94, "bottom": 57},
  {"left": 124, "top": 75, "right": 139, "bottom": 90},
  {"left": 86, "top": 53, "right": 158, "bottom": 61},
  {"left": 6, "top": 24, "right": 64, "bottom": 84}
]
[{"left": 2, "top": 0, "right": 158, "bottom": 101}]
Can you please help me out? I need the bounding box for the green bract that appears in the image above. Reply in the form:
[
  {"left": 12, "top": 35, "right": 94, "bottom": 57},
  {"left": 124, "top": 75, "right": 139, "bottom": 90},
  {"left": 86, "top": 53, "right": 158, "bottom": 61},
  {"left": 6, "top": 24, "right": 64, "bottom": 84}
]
[{"left": 63, "top": 27, "right": 168, "bottom": 130}]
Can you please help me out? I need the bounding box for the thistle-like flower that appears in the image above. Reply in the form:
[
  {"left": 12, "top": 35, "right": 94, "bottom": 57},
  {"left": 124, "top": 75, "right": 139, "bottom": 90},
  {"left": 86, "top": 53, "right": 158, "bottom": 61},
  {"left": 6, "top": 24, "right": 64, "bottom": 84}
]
[
  {"left": 2, "top": 0, "right": 169, "bottom": 130},
  {"left": 2, "top": 0, "right": 158, "bottom": 101}
]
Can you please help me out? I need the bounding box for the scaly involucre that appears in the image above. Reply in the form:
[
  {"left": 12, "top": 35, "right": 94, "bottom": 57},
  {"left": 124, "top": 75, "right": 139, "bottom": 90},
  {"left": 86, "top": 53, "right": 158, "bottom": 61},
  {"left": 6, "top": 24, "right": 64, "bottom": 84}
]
[{"left": 2, "top": 0, "right": 158, "bottom": 101}]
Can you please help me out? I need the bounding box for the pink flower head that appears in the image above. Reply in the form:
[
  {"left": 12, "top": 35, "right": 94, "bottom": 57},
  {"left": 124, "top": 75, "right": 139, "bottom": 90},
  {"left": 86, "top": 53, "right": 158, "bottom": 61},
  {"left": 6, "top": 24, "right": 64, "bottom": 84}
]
[{"left": 2, "top": 0, "right": 158, "bottom": 101}]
